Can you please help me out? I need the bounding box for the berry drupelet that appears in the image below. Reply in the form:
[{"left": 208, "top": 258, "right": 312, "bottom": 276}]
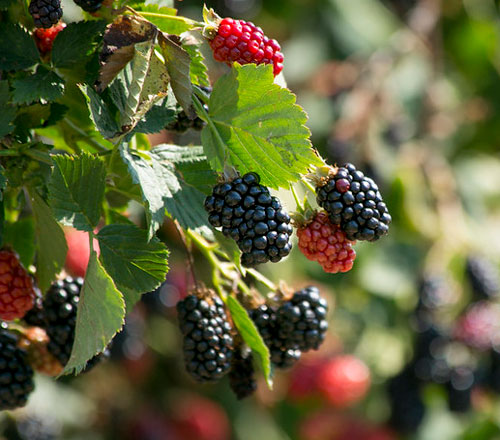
[
  {"left": 29, "top": 0, "right": 63, "bottom": 29},
  {"left": 0, "top": 324, "right": 35, "bottom": 410},
  {"left": 209, "top": 17, "right": 284, "bottom": 76},
  {"left": 316, "top": 163, "right": 391, "bottom": 241},
  {"left": 177, "top": 293, "right": 234, "bottom": 383},
  {"left": 0, "top": 250, "right": 37, "bottom": 321},
  {"left": 204, "top": 172, "right": 293, "bottom": 267},
  {"left": 297, "top": 211, "right": 356, "bottom": 273},
  {"left": 33, "top": 22, "right": 66, "bottom": 54}
]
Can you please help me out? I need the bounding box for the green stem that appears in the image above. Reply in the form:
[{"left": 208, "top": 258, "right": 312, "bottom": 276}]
[
  {"left": 62, "top": 119, "right": 110, "bottom": 153},
  {"left": 126, "top": 7, "right": 203, "bottom": 27},
  {"left": 290, "top": 183, "right": 304, "bottom": 213},
  {"left": 301, "top": 176, "right": 317, "bottom": 194},
  {"left": 245, "top": 269, "right": 277, "bottom": 292},
  {"left": 192, "top": 85, "right": 210, "bottom": 105},
  {"left": 0, "top": 150, "right": 18, "bottom": 157}
]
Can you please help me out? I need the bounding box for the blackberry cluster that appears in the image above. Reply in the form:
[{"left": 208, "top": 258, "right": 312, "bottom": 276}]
[
  {"left": 177, "top": 293, "right": 233, "bottom": 382},
  {"left": 251, "top": 286, "right": 328, "bottom": 369},
  {"left": 465, "top": 256, "right": 500, "bottom": 299},
  {"left": 204, "top": 172, "right": 293, "bottom": 267},
  {"left": 28, "top": 0, "right": 62, "bottom": 29},
  {"left": 0, "top": 324, "right": 35, "bottom": 410},
  {"left": 276, "top": 286, "right": 328, "bottom": 351},
  {"left": 250, "top": 304, "right": 301, "bottom": 369},
  {"left": 73, "top": 0, "right": 101, "bottom": 12},
  {"left": 165, "top": 109, "right": 205, "bottom": 133},
  {"left": 229, "top": 347, "right": 257, "bottom": 399},
  {"left": 43, "top": 277, "right": 108, "bottom": 370},
  {"left": 316, "top": 163, "right": 391, "bottom": 241}
]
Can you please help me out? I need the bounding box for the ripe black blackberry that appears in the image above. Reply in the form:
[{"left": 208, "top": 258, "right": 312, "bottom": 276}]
[
  {"left": 276, "top": 286, "right": 328, "bottom": 352},
  {"left": 446, "top": 367, "right": 474, "bottom": 412},
  {"left": 29, "top": 0, "right": 62, "bottom": 28},
  {"left": 43, "top": 277, "right": 108, "bottom": 370},
  {"left": 204, "top": 172, "right": 293, "bottom": 267},
  {"left": 73, "top": 0, "right": 101, "bottom": 12},
  {"left": 0, "top": 324, "right": 35, "bottom": 410},
  {"left": 465, "top": 256, "right": 500, "bottom": 299},
  {"left": 229, "top": 346, "right": 257, "bottom": 399},
  {"left": 177, "top": 292, "right": 233, "bottom": 382},
  {"left": 250, "top": 303, "right": 301, "bottom": 369},
  {"left": 316, "top": 163, "right": 391, "bottom": 241}
]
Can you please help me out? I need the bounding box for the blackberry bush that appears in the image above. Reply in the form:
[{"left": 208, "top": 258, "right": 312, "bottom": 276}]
[
  {"left": 204, "top": 172, "right": 293, "bottom": 267},
  {"left": 0, "top": 324, "right": 35, "bottom": 410},
  {"left": 177, "top": 292, "right": 234, "bottom": 382},
  {"left": 316, "top": 163, "right": 391, "bottom": 241},
  {"left": 28, "top": 0, "right": 62, "bottom": 28}
]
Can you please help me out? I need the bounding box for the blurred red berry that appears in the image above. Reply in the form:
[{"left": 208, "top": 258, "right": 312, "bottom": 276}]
[
  {"left": 209, "top": 17, "right": 284, "bottom": 76},
  {"left": 454, "top": 301, "right": 500, "bottom": 350},
  {"left": 0, "top": 249, "right": 36, "bottom": 320},
  {"left": 297, "top": 211, "right": 356, "bottom": 273},
  {"left": 318, "top": 355, "right": 371, "bottom": 408},
  {"left": 33, "top": 22, "right": 66, "bottom": 54},
  {"left": 287, "top": 357, "right": 324, "bottom": 400},
  {"left": 64, "top": 228, "right": 100, "bottom": 278}
]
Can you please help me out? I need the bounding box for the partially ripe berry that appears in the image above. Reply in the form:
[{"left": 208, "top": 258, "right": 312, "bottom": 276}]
[
  {"left": 209, "top": 18, "right": 284, "bottom": 76},
  {"left": 318, "top": 355, "right": 371, "bottom": 407},
  {"left": 64, "top": 227, "right": 100, "bottom": 278},
  {"left": 454, "top": 301, "right": 500, "bottom": 350},
  {"left": 297, "top": 211, "right": 356, "bottom": 273},
  {"left": 0, "top": 249, "right": 36, "bottom": 321},
  {"left": 33, "top": 22, "right": 66, "bottom": 54},
  {"left": 18, "top": 326, "right": 63, "bottom": 377}
]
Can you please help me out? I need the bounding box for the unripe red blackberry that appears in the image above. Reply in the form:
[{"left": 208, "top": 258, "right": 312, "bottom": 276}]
[
  {"left": 465, "top": 256, "right": 500, "bottom": 299},
  {"left": 73, "top": 0, "right": 101, "bottom": 12},
  {"left": 454, "top": 301, "right": 500, "bottom": 350},
  {"left": 29, "top": 0, "right": 63, "bottom": 29},
  {"left": 276, "top": 286, "right": 328, "bottom": 352},
  {"left": 0, "top": 250, "right": 37, "bottom": 321},
  {"left": 250, "top": 303, "right": 301, "bottom": 369},
  {"left": 33, "top": 22, "right": 66, "bottom": 54},
  {"left": 43, "top": 277, "right": 108, "bottom": 370},
  {"left": 0, "top": 323, "right": 35, "bottom": 410},
  {"left": 297, "top": 211, "right": 356, "bottom": 273},
  {"left": 177, "top": 292, "right": 234, "bottom": 382},
  {"left": 204, "top": 172, "right": 293, "bottom": 267},
  {"left": 229, "top": 347, "right": 257, "bottom": 399},
  {"left": 208, "top": 17, "right": 284, "bottom": 76},
  {"left": 316, "top": 163, "right": 391, "bottom": 241}
]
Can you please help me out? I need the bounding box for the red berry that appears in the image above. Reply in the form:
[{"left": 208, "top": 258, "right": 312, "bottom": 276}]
[
  {"left": 33, "top": 22, "right": 66, "bottom": 54},
  {"left": 317, "top": 355, "right": 371, "bottom": 408},
  {"left": 64, "top": 227, "right": 100, "bottom": 278},
  {"left": 209, "top": 18, "right": 284, "bottom": 76},
  {"left": 297, "top": 211, "right": 356, "bottom": 273},
  {"left": 454, "top": 301, "right": 500, "bottom": 350},
  {"left": 0, "top": 250, "right": 36, "bottom": 321},
  {"left": 287, "top": 357, "right": 324, "bottom": 400}
]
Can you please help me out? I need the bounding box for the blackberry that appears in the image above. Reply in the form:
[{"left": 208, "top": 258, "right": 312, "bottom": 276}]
[
  {"left": 28, "top": 0, "right": 62, "bottom": 29},
  {"left": 166, "top": 106, "right": 206, "bottom": 133},
  {"left": 73, "top": 0, "right": 101, "bottom": 12},
  {"left": 229, "top": 347, "right": 257, "bottom": 399},
  {"left": 177, "top": 292, "right": 233, "bottom": 382},
  {"left": 204, "top": 172, "right": 293, "bottom": 267},
  {"left": 0, "top": 324, "right": 35, "bottom": 410},
  {"left": 465, "top": 256, "right": 500, "bottom": 299},
  {"left": 44, "top": 277, "right": 108, "bottom": 370},
  {"left": 416, "top": 276, "right": 452, "bottom": 312},
  {"left": 446, "top": 367, "right": 474, "bottom": 412},
  {"left": 276, "top": 286, "right": 328, "bottom": 351},
  {"left": 250, "top": 304, "right": 301, "bottom": 369},
  {"left": 316, "top": 163, "right": 391, "bottom": 241}
]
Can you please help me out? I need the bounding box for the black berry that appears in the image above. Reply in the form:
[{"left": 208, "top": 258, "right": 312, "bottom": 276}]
[
  {"left": 73, "top": 0, "right": 101, "bottom": 12},
  {"left": 205, "top": 172, "right": 293, "bottom": 267},
  {"left": 465, "top": 256, "right": 500, "bottom": 299},
  {"left": 0, "top": 324, "right": 35, "bottom": 410},
  {"left": 177, "top": 293, "right": 233, "bottom": 382},
  {"left": 229, "top": 347, "right": 257, "bottom": 399},
  {"left": 29, "top": 0, "right": 62, "bottom": 29},
  {"left": 316, "top": 163, "right": 391, "bottom": 241},
  {"left": 446, "top": 367, "right": 474, "bottom": 412}
]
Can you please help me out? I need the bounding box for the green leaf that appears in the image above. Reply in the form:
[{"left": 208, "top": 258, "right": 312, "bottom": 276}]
[
  {"left": 97, "top": 223, "right": 168, "bottom": 293},
  {"left": 0, "top": 0, "right": 15, "bottom": 9},
  {"left": 131, "top": 4, "right": 193, "bottom": 34},
  {"left": 48, "top": 153, "right": 106, "bottom": 231},
  {"left": 158, "top": 33, "right": 194, "bottom": 117},
  {"left": 133, "top": 99, "right": 176, "bottom": 134},
  {"left": 63, "top": 251, "right": 125, "bottom": 375},
  {"left": 12, "top": 66, "right": 65, "bottom": 105},
  {"left": 78, "top": 84, "right": 119, "bottom": 139},
  {"left": 52, "top": 21, "right": 106, "bottom": 69},
  {"left": 184, "top": 44, "right": 210, "bottom": 87},
  {"left": 30, "top": 191, "right": 67, "bottom": 293},
  {"left": 226, "top": 295, "right": 272, "bottom": 388},
  {"left": 0, "top": 24, "right": 39, "bottom": 71},
  {"left": 4, "top": 218, "right": 35, "bottom": 268},
  {"left": 0, "top": 80, "right": 16, "bottom": 138},
  {"left": 201, "top": 64, "right": 321, "bottom": 189}
]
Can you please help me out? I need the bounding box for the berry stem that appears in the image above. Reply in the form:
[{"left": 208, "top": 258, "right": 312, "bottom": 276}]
[
  {"left": 192, "top": 85, "right": 210, "bottom": 105},
  {"left": 300, "top": 176, "right": 316, "bottom": 194},
  {"left": 290, "top": 183, "right": 305, "bottom": 214},
  {"left": 61, "top": 118, "right": 110, "bottom": 153},
  {"left": 245, "top": 268, "right": 277, "bottom": 291}
]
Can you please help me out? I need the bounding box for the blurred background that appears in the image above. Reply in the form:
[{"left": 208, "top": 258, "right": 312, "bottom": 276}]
[{"left": 4, "top": 0, "right": 500, "bottom": 438}]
